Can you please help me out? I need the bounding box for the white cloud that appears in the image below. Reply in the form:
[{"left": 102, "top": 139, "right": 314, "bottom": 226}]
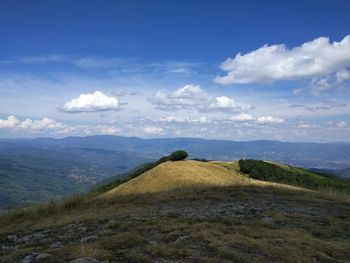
[
  {"left": 215, "top": 35, "right": 350, "bottom": 85},
  {"left": 256, "top": 116, "right": 285, "bottom": 124},
  {"left": 337, "top": 121, "right": 347, "bottom": 128},
  {"left": 20, "top": 55, "right": 66, "bottom": 64},
  {"left": 310, "top": 69, "right": 350, "bottom": 95},
  {"left": 293, "top": 88, "right": 304, "bottom": 95},
  {"left": 159, "top": 115, "right": 188, "bottom": 123},
  {"left": 152, "top": 85, "right": 251, "bottom": 113},
  {"left": 336, "top": 69, "right": 350, "bottom": 83},
  {"left": 152, "top": 85, "right": 208, "bottom": 110},
  {"left": 197, "top": 116, "right": 209, "bottom": 123},
  {"left": 230, "top": 113, "right": 254, "bottom": 122},
  {"left": 0, "top": 115, "right": 65, "bottom": 131},
  {"left": 19, "top": 118, "right": 64, "bottom": 130},
  {"left": 0, "top": 115, "right": 20, "bottom": 128},
  {"left": 209, "top": 96, "right": 253, "bottom": 112},
  {"left": 62, "top": 91, "right": 119, "bottom": 113},
  {"left": 158, "top": 115, "right": 211, "bottom": 124},
  {"left": 297, "top": 121, "right": 320, "bottom": 129},
  {"left": 143, "top": 126, "right": 164, "bottom": 135}
]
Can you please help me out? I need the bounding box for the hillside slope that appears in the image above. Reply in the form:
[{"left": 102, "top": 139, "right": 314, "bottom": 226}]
[
  {"left": 103, "top": 160, "right": 308, "bottom": 198},
  {"left": 0, "top": 160, "right": 349, "bottom": 263},
  {"left": 104, "top": 160, "right": 248, "bottom": 196}
]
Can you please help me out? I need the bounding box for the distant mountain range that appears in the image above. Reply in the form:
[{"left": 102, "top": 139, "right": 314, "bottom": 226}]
[
  {"left": 0, "top": 135, "right": 350, "bottom": 208},
  {"left": 2, "top": 135, "right": 350, "bottom": 168}
]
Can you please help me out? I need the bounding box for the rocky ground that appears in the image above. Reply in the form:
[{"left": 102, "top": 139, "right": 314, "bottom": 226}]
[{"left": 0, "top": 186, "right": 350, "bottom": 262}]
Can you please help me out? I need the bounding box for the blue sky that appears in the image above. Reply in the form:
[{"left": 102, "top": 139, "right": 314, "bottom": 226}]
[{"left": 0, "top": 0, "right": 349, "bottom": 142}]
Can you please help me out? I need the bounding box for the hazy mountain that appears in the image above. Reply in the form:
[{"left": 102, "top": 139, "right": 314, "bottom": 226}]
[{"left": 1, "top": 136, "right": 350, "bottom": 169}]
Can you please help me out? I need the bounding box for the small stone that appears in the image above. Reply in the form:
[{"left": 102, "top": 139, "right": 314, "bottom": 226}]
[
  {"left": 148, "top": 240, "right": 157, "bottom": 245},
  {"left": 35, "top": 253, "right": 52, "bottom": 261},
  {"left": 80, "top": 235, "right": 98, "bottom": 244},
  {"left": 78, "top": 227, "right": 88, "bottom": 232},
  {"left": 249, "top": 208, "right": 263, "bottom": 214},
  {"left": 22, "top": 255, "right": 32, "bottom": 263},
  {"left": 32, "top": 233, "right": 46, "bottom": 240},
  {"left": 17, "top": 236, "right": 32, "bottom": 244},
  {"left": 22, "top": 253, "right": 38, "bottom": 263},
  {"left": 6, "top": 235, "right": 17, "bottom": 241},
  {"left": 175, "top": 235, "right": 190, "bottom": 243},
  {"left": 50, "top": 241, "right": 63, "bottom": 249},
  {"left": 70, "top": 258, "right": 100, "bottom": 263},
  {"left": 261, "top": 217, "right": 273, "bottom": 223},
  {"left": 2, "top": 245, "right": 13, "bottom": 250}
]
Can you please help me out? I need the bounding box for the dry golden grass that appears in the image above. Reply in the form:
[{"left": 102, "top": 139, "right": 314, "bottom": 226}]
[
  {"left": 103, "top": 160, "right": 249, "bottom": 197},
  {"left": 103, "top": 160, "right": 311, "bottom": 199}
]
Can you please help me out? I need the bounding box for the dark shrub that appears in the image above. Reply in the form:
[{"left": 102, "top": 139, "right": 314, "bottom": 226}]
[
  {"left": 238, "top": 159, "right": 350, "bottom": 192},
  {"left": 168, "top": 150, "right": 188, "bottom": 161}
]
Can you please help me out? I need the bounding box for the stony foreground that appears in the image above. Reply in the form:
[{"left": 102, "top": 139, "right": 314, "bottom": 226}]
[{"left": 1, "top": 185, "right": 350, "bottom": 262}]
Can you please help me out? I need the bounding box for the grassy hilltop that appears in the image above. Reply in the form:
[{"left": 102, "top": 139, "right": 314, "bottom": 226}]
[{"left": 0, "top": 153, "right": 349, "bottom": 262}]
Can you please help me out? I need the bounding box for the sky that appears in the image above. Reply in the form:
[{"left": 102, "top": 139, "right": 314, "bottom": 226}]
[{"left": 0, "top": 0, "right": 350, "bottom": 142}]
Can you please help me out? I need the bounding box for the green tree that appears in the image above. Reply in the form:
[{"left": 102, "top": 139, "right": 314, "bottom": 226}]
[{"left": 168, "top": 150, "right": 188, "bottom": 161}]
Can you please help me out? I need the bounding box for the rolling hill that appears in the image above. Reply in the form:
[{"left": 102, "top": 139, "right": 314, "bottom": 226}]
[
  {"left": 0, "top": 157, "right": 349, "bottom": 262},
  {"left": 2, "top": 135, "right": 350, "bottom": 208},
  {"left": 103, "top": 160, "right": 306, "bottom": 198}
]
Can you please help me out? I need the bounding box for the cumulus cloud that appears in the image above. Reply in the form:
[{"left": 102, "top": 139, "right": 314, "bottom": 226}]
[
  {"left": 336, "top": 69, "right": 350, "bottom": 83},
  {"left": 227, "top": 114, "right": 284, "bottom": 125},
  {"left": 310, "top": 69, "right": 350, "bottom": 95},
  {"left": 208, "top": 96, "right": 253, "bottom": 112},
  {"left": 0, "top": 115, "right": 20, "bottom": 128},
  {"left": 62, "top": 91, "right": 119, "bottom": 113},
  {"left": 143, "top": 126, "right": 164, "bottom": 135},
  {"left": 158, "top": 115, "right": 211, "bottom": 124},
  {"left": 215, "top": 35, "right": 350, "bottom": 85},
  {"left": 19, "top": 118, "right": 64, "bottom": 130},
  {"left": 337, "top": 121, "right": 347, "bottom": 128},
  {"left": 256, "top": 116, "right": 285, "bottom": 124},
  {"left": 152, "top": 85, "right": 251, "bottom": 112},
  {"left": 230, "top": 113, "right": 254, "bottom": 122},
  {"left": 159, "top": 115, "right": 189, "bottom": 123},
  {"left": 0, "top": 115, "right": 65, "bottom": 131},
  {"left": 152, "top": 85, "right": 208, "bottom": 110}
]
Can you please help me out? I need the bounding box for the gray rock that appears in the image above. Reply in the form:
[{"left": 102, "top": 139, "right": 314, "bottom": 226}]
[
  {"left": 22, "top": 255, "right": 33, "bottom": 263},
  {"left": 35, "top": 253, "right": 52, "bottom": 261},
  {"left": 17, "top": 236, "right": 32, "bottom": 244},
  {"left": 50, "top": 241, "right": 63, "bottom": 249},
  {"left": 78, "top": 227, "right": 88, "bottom": 232},
  {"left": 80, "top": 235, "right": 98, "bottom": 244},
  {"left": 6, "top": 234, "right": 17, "bottom": 241},
  {"left": 2, "top": 245, "right": 13, "bottom": 251},
  {"left": 70, "top": 258, "right": 100, "bottom": 263},
  {"left": 32, "top": 233, "right": 46, "bottom": 240},
  {"left": 22, "top": 253, "right": 38, "bottom": 263},
  {"left": 261, "top": 217, "right": 274, "bottom": 223},
  {"left": 175, "top": 235, "right": 190, "bottom": 243}
]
